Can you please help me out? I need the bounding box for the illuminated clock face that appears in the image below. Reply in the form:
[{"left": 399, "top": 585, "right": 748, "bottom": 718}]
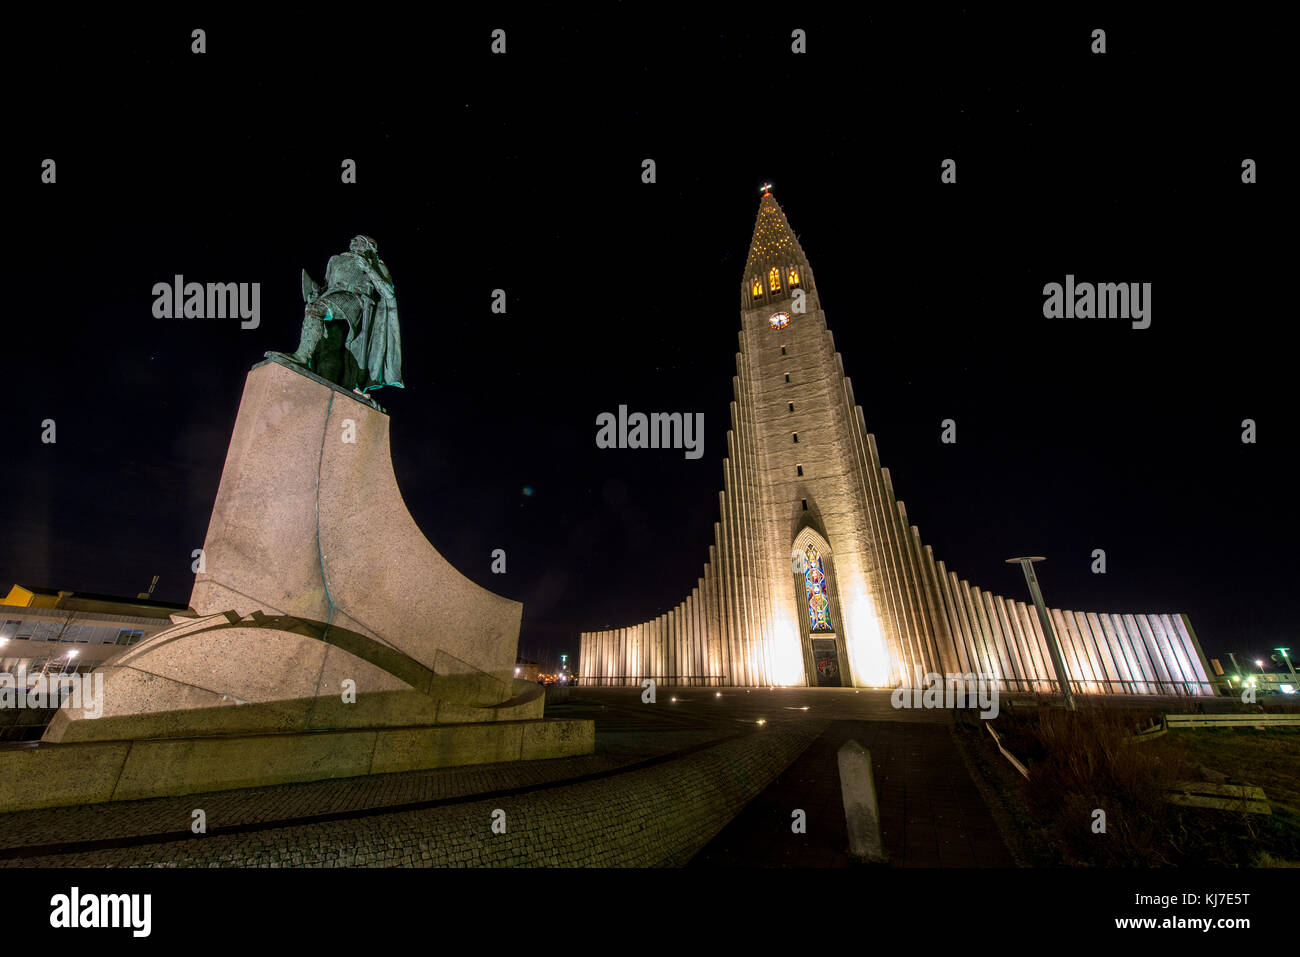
[{"left": 769, "top": 311, "right": 790, "bottom": 330}]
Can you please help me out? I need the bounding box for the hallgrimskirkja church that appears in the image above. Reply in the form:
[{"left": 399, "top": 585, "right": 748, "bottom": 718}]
[{"left": 579, "top": 191, "right": 1213, "bottom": 695}]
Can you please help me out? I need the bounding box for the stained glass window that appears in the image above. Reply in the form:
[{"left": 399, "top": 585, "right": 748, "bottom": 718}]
[
  {"left": 768, "top": 266, "right": 781, "bottom": 293},
  {"left": 752, "top": 278, "right": 763, "bottom": 299},
  {"left": 803, "top": 545, "right": 833, "bottom": 632},
  {"left": 788, "top": 267, "right": 801, "bottom": 287}
]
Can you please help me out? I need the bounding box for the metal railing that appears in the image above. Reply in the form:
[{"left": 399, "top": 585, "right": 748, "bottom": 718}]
[{"left": 575, "top": 675, "right": 729, "bottom": 687}]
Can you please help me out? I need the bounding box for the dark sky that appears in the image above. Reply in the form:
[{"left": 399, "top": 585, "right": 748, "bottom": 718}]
[{"left": 5, "top": 12, "right": 1292, "bottom": 673}]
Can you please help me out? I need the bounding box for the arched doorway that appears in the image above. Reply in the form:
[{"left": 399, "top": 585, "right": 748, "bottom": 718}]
[{"left": 790, "top": 528, "right": 849, "bottom": 687}]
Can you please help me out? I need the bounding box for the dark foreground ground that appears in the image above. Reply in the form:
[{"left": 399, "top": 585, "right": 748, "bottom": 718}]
[{"left": 2, "top": 687, "right": 1256, "bottom": 867}]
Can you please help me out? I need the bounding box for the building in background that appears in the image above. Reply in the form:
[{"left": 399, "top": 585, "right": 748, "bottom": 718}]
[
  {"left": 579, "top": 192, "right": 1214, "bottom": 696},
  {"left": 0, "top": 584, "right": 189, "bottom": 678}
]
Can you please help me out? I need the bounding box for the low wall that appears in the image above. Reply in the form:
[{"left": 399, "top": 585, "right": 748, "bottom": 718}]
[{"left": 0, "top": 718, "right": 592, "bottom": 813}]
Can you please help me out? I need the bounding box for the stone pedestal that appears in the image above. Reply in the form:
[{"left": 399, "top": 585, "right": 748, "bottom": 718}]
[{"left": 6, "top": 359, "right": 593, "bottom": 812}]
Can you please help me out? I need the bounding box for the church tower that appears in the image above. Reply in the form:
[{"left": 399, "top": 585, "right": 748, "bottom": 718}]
[
  {"left": 736, "top": 187, "right": 890, "bottom": 687},
  {"left": 580, "top": 190, "right": 1213, "bottom": 696}
]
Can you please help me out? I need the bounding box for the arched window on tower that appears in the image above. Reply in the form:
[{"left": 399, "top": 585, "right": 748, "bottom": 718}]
[
  {"left": 787, "top": 267, "right": 801, "bottom": 288},
  {"left": 768, "top": 267, "right": 781, "bottom": 294},
  {"left": 751, "top": 277, "right": 763, "bottom": 299},
  {"left": 804, "top": 544, "right": 834, "bottom": 633}
]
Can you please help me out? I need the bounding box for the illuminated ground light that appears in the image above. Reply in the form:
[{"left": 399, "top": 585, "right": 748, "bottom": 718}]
[
  {"left": 755, "top": 718, "right": 767, "bottom": 726},
  {"left": 715, "top": 692, "right": 722, "bottom": 698}
]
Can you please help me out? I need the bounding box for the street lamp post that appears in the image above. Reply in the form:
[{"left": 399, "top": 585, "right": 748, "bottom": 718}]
[
  {"left": 1006, "top": 556, "right": 1076, "bottom": 711},
  {"left": 1277, "top": 647, "right": 1295, "bottom": 679}
]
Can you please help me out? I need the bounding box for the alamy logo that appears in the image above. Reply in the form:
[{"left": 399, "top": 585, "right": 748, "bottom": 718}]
[
  {"left": 1042, "top": 274, "right": 1151, "bottom": 329},
  {"left": 891, "top": 670, "right": 1000, "bottom": 719},
  {"left": 596, "top": 405, "right": 704, "bottom": 459},
  {"left": 0, "top": 667, "right": 104, "bottom": 718},
  {"left": 49, "top": 887, "right": 151, "bottom": 937},
  {"left": 152, "top": 275, "right": 260, "bottom": 329}
]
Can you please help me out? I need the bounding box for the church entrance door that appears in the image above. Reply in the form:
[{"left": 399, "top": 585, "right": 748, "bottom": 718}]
[{"left": 812, "top": 638, "right": 841, "bottom": 687}]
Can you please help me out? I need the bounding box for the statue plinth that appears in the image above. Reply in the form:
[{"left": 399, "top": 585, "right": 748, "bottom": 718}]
[
  {"left": 7, "top": 360, "right": 593, "bottom": 813},
  {"left": 190, "top": 357, "right": 520, "bottom": 690}
]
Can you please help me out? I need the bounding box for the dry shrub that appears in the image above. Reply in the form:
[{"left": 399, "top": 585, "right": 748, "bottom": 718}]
[{"left": 1024, "top": 708, "right": 1188, "bottom": 866}]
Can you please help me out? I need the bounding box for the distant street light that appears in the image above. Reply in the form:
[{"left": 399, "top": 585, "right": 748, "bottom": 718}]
[{"left": 1006, "top": 556, "right": 1076, "bottom": 711}]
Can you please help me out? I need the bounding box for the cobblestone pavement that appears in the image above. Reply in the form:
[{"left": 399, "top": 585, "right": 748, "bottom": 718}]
[
  {"left": 0, "top": 699, "right": 714, "bottom": 857},
  {"left": 1, "top": 725, "right": 817, "bottom": 867},
  {"left": 0, "top": 688, "right": 1011, "bottom": 867}
]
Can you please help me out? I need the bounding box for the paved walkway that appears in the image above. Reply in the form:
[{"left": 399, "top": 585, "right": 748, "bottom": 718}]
[
  {"left": 0, "top": 689, "right": 1015, "bottom": 867},
  {"left": 690, "top": 718, "right": 1014, "bottom": 867}
]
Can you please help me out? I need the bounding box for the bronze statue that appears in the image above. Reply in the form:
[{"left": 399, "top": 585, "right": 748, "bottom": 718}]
[{"left": 267, "top": 236, "right": 404, "bottom": 394}]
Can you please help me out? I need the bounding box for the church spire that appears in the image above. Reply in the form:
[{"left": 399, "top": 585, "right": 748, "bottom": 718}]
[{"left": 742, "top": 186, "right": 814, "bottom": 309}]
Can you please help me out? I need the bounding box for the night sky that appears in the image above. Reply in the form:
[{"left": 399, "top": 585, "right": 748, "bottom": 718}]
[{"left": 5, "top": 13, "right": 1291, "bottom": 674}]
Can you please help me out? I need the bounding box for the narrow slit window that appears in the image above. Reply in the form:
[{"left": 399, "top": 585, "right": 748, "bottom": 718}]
[
  {"left": 792, "top": 432, "right": 798, "bottom": 443},
  {"left": 801, "top": 499, "right": 808, "bottom": 511},
  {"left": 780, "top": 346, "right": 787, "bottom": 355},
  {"left": 788, "top": 402, "right": 795, "bottom": 412},
  {"left": 796, "top": 465, "right": 803, "bottom": 476},
  {"left": 784, "top": 373, "right": 790, "bottom": 383}
]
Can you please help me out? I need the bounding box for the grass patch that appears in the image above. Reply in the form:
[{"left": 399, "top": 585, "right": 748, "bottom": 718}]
[{"left": 955, "top": 705, "right": 1300, "bottom": 867}]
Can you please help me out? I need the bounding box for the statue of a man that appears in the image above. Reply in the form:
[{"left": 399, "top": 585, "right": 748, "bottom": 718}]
[{"left": 267, "top": 236, "right": 404, "bottom": 394}]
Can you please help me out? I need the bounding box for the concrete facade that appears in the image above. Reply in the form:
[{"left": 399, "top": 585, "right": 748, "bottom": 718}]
[{"left": 580, "top": 193, "right": 1214, "bottom": 695}]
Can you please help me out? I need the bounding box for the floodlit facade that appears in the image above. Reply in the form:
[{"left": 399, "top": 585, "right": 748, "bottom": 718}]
[{"left": 579, "top": 192, "right": 1214, "bottom": 695}]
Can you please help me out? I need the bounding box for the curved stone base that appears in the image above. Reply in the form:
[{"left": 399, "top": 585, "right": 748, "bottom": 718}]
[{"left": 44, "top": 613, "right": 540, "bottom": 744}]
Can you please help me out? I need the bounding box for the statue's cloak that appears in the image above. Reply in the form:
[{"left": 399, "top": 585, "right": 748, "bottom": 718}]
[{"left": 304, "top": 252, "right": 404, "bottom": 392}]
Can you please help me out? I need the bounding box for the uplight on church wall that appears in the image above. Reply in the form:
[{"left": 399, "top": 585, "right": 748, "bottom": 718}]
[
  {"left": 842, "top": 591, "right": 892, "bottom": 687},
  {"left": 770, "top": 616, "right": 806, "bottom": 687}
]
